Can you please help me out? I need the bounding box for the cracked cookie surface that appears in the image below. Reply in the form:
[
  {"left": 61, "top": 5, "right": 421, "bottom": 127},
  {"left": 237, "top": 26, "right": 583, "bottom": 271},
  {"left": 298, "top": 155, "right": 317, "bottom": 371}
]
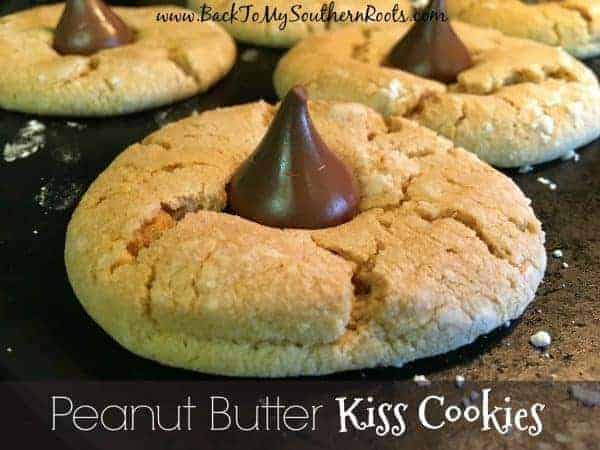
[
  {"left": 65, "top": 100, "right": 546, "bottom": 377},
  {"left": 187, "top": 0, "right": 411, "bottom": 47},
  {"left": 0, "top": 4, "right": 236, "bottom": 116},
  {"left": 274, "top": 22, "right": 600, "bottom": 167},
  {"left": 447, "top": 0, "right": 600, "bottom": 59}
]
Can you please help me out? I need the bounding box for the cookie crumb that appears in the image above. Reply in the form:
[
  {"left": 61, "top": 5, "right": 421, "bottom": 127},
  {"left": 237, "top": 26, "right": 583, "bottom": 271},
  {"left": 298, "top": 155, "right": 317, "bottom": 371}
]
[
  {"left": 518, "top": 165, "right": 533, "bottom": 174},
  {"left": 530, "top": 330, "right": 551, "bottom": 348},
  {"left": 378, "top": 79, "right": 406, "bottom": 115},
  {"left": 537, "top": 177, "right": 559, "bottom": 191},
  {"left": 561, "top": 150, "right": 579, "bottom": 161},
  {"left": 537, "top": 177, "right": 551, "bottom": 185},
  {"left": 3, "top": 120, "right": 46, "bottom": 162},
  {"left": 66, "top": 121, "right": 85, "bottom": 130},
  {"left": 455, "top": 375, "right": 465, "bottom": 388},
  {"left": 385, "top": 79, "right": 404, "bottom": 100},
  {"left": 154, "top": 109, "right": 173, "bottom": 127},
  {"left": 552, "top": 249, "right": 563, "bottom": 258},
  {"left": 413, "top": 375, "right": 431, "bottom": 387},
  {"left": 241, "top": 48, "right": 260, "bottom": 62}
]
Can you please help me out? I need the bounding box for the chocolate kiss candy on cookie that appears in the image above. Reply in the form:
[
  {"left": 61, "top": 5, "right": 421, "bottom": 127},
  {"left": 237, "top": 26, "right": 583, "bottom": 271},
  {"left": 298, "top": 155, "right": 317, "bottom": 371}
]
[
  {"left": 384, "top": 0, "right": 472, "bottom": 83},
  {"left": 228, "top": 86, "right": 360, "bottom": 230},
  {"left": 53, "top": 0, "right": 134, "bottom": 55}
]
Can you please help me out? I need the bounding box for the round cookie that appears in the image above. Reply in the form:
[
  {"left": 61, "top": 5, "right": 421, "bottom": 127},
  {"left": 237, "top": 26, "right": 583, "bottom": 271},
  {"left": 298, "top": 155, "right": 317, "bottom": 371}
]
[
  {"left": 274, "top": 22, "right": 600, "bottom": 168},
  {"left": 187, "top": 0, "right": 411, "bottom": 48},
  {"left": 0, "top": 4, "right": 236, "bottom": 116},
  {"left": 447, "top": 0, "right": 600, "bottom": 59},
  {"left": 65, "top": 100, "right": 546, "bottom": 377}
]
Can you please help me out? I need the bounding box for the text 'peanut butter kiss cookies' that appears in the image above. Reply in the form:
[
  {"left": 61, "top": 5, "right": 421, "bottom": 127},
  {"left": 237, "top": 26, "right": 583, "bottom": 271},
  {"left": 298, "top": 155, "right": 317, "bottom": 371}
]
[
  {"left": 0, "top": 0, "right": 236, "bottom": 116},
  {"left": 274, "top": 0, "right": 600, "bottom": 168},
  {"left": 65, "top": 87, "right": 547, "bottom": 377},
  {"left": 186, "top": 0, "right": 412, "bottom": 47},
  {"left": 447, "top": 0, "right": 600, "bottom": 59}
]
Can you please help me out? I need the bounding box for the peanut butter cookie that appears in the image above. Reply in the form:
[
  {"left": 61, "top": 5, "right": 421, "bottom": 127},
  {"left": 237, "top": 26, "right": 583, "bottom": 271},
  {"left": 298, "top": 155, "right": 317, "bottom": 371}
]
[
  {"left": 0, "top": 4, "right": 236, "bottom": 116},
  {"left": 274, "top": 22, "right": 600, "bottom": 167},
  {"left": 447, "top": 0, "right": 600, "bottom": 59},
  {"left": 65, "top": 100, "right": 546, "bottom": 376}
]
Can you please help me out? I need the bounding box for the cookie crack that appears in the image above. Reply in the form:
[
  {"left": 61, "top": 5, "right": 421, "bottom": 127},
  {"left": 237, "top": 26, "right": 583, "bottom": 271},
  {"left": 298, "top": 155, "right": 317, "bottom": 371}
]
[
  {"left": 439, "top": 172, "right": 540, "bottom": 236},
  {"left": 135, "top": 160, "right": 221, "bottom": 175},
  {"left": 457, "top": 67, "right": 579, "bottom": 96},
  {"left": 126, "top": 197, "right": 203, "bottom": 258},
  {"left": 188, "top": 247, "right": 218, "bottom": 312},
  {"left": 536, "top": 7, "right": 563, "bottom": 45},
  {"left": 167, "top": 48, "right": 200, "bottom": 87},
  {"left": 448, "top": 214, "right": 510, "bottom": 264},
  {"left": 141, "top": 261, "right": 158, "bottom": 327},
  {"left": 405, "top": 90, "right": 441, "bottom": 117},
  {"left": 109, "top": 195, "right": 207, "bottom": 274},
  {"left": 350, "top": 27, "right": 374, "bottom": 63},
  {"left": 309, "top": 225, "right": 391, "bottom": 332},
  {"left": 57, "top": 57, "right": 101, "bottom": 86},
  {"left": 161, "top": 162, "right": 216, "bottom": 173},
  {"left": 455, "top": 101, "right": 467, "bottom": 131},
  {"left": 558, "top": 3, "right": 594, "bottom": 39},
  {"left": 495, "top": 94, "right": 520, "bottom": 112},
  {"left": 403, "top": 218, "right": 515, "bottom": 307},
  {"left": 413, "top": 206, "right": 517, "bottom": 268},
  {"left": 308, "top": 153, "right": 431, "bottom": 322},
  {"left": 141, "top": 139, "right": 172, "bottom": 151}
]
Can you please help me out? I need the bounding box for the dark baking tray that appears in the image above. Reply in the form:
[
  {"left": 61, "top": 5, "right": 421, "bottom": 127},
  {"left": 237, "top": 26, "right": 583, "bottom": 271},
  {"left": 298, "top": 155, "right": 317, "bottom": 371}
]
[{"left": 1, "top": 0, "right": 599, "bottom": 381}]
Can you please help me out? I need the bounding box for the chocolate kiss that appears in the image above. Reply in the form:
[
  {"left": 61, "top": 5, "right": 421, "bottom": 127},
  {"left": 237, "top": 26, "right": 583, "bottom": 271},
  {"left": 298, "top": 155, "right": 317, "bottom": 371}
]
[
  {"left": 384, "top": 0, "right": 472, "bottom": 83},
  {"left": 53, "top": 0, "right": 134, "bottom": 55},
  {"left": 227, "top": 86, "right": 360, "bottom": 230}
]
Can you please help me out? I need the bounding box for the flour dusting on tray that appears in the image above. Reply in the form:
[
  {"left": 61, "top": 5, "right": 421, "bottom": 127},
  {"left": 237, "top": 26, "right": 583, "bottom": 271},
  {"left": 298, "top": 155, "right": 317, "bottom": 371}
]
[
  {"left": 3, "top": 120, "right": 46, "bottom": 162},
  {"left": 36, "top": 179, "right": 84, "bottom": 212}
]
